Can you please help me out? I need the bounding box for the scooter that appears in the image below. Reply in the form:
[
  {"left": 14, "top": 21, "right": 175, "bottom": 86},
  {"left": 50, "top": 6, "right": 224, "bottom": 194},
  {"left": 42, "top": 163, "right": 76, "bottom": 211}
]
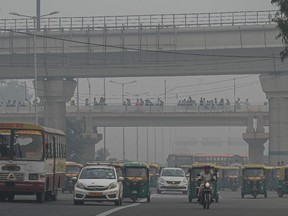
[{"left": 201, "top": 181, "right": 212, "bottom": 209}]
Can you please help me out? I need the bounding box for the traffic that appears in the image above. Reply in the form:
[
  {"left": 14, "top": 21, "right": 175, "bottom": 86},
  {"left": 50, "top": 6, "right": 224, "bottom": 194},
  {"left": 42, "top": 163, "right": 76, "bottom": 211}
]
[{"left": 1, "top": 123, "right": 288, "bottom": 216}]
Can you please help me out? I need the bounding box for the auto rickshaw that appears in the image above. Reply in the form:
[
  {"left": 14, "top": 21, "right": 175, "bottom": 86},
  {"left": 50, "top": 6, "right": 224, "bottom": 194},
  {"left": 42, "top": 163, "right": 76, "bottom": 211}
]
[
  {"left": 112, "top": 162, "right": 124, "bottom": 178},
  {"left": 179, "top": 165, "right": 191, "bottom": 176},
  {"left": 148, "top": 163, "right": 160, "bottom": 188},
  {"left": 272, "top": 166, "right": 281, "bottom": 191},
  {"left": 63, "top": 161, "right": 83, "bottom": 193},
  {"left": 220, "top": 166, "right": 241, "bottom": 191},
  {"left": 264, "top": 166, "right": 274, "bottom": 191},
  {"left": 123, "top": 162, "right": 151, "bottom": 203},
  {"left": 241, "top": 164, "right": 267, "bottom": 198},
  {"left": 277, "top": 165, "right": 288, "bottom": 197},
  {"left": 188, "top": 163, "right": 219, "bottom": 203}
]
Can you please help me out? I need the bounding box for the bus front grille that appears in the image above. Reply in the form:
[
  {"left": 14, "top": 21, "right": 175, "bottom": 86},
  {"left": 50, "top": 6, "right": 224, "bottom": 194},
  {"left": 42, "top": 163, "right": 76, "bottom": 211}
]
[{"left": 0, "top": 172, "right": 25, "bottom": 181}]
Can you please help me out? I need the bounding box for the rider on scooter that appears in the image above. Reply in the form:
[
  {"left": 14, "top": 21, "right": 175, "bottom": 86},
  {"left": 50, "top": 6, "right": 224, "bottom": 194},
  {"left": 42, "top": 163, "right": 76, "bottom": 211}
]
[{"left": 197, "top": 165, "right": 216, "bottom": 203}]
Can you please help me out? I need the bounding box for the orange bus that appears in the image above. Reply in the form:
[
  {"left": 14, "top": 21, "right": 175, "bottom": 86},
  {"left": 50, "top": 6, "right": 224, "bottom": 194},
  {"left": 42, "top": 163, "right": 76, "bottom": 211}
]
[{"left": 0, "top": 123, "right": 66, "bottom": 203}]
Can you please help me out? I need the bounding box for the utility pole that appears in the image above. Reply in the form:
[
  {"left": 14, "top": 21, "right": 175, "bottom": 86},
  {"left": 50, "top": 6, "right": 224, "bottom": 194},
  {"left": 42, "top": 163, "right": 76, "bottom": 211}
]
[
  {"left": 146, "top": 127, "right": 149, "bottom": 162},
  {"left": 154, "top": 127, "right": 157, "bottom": 163},
  {"left": 103, "top": 78, "right": 106, "bottom": 160}
]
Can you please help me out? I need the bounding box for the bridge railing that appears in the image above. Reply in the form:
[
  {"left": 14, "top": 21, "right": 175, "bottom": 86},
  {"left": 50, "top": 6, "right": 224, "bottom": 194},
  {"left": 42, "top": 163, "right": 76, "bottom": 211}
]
[
  {"left": 0, "top": 103, "right": 268, "bottom": 114},
  {"left": 0, "top": 10, "right": 277, "bottom": 32}
]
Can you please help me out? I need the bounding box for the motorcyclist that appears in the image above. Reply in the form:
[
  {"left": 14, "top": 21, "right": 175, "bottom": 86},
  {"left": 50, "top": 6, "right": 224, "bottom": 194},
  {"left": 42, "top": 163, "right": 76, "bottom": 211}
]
[{"left": 197, "top": 165, "right": 216, "bottom": 203}]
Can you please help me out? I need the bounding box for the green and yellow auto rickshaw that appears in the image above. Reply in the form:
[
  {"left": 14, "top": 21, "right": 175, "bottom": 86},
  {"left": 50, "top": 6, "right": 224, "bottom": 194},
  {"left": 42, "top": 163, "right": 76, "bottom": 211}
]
[
  {"left": 112, "top": 162, "right": 124, "bottom": 178},
  {"left": 241, "top": 164, "right": 267, "bottom": 198},
  {"left": 62, "top": 161, "right": 83, "bottom": 193},
  {"left": 148, "top": 163, "right": 159, "bottom": 188},
  {"left": 272, "top": 166, "right": 281, "bottom": 191},
  {"left": 277, "top": 165, "right": 288, "bottom": 197},
  {"left": 264, "top": 166, "right": 274, "bottom": 191},
  {"left": 123, "top": 162, "right": 151, "bottom": 203},
  {"left": 179, "top": 165, "right": 191, "bottom": 177},
  {"left": 188, "top": 164, "right": 219, "bottom": 203},
  {"left": 220, "top": 166, "right": 241, "bottom": 191}
]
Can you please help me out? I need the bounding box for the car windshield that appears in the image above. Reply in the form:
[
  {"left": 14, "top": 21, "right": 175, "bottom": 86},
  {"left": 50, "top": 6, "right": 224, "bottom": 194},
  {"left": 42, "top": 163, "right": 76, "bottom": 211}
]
[
  {"left": 244, "top": 168, "right": 264, "bottom": 177},
  {"left": 0, "top": 129, "right": 43, "bottom": 161},
  {"left": 79, "top": 168, "right": 116, "bottom": 179},
  {"left": 225, "top": 169, "right": 240, "bottom": 176},
  {"left": 191, "top": 168, "right": 203, "bottom": 179},
  {"left": 125, "top": 167, "right": 147, "bottom": 177},
  {"left": 66, "top": 165, "right": 82, "bottom": 174},
  {"left": 161, "top": 169, "right": 184, "bottom": 177},
  {"left": 285, "top": 169, "right": 288, "bottom": 181}
]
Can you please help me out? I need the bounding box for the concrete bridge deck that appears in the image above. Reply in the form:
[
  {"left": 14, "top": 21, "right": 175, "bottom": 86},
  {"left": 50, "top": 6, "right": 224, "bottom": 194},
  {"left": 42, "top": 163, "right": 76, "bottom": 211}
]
[{"left": 0, "top": 104, "right": 269, "bottom": 127}]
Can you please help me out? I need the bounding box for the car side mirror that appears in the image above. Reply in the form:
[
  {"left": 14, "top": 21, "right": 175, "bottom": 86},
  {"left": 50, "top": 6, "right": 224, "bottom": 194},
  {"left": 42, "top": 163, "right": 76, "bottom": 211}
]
[
  {"left": 72, "top": 177, "right": 78, "bottom": 181},
  {"left": 186, "top": 174, "right": 189, "bottom": 178},
  {"left": 156, "top": 173, "right": 160, "bottom": 177},
  {"left": 119, "top": 177, "right": 124, "bottom": 181}
]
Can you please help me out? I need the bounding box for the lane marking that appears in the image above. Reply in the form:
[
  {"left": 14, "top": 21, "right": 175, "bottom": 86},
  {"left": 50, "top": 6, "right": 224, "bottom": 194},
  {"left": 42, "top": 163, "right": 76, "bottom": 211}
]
[
  {"left": 95, "top": 203, "right": 141, "bottom": 216},
  {"left": 95, "top": 195, "right": 155, "bottom": 216}
]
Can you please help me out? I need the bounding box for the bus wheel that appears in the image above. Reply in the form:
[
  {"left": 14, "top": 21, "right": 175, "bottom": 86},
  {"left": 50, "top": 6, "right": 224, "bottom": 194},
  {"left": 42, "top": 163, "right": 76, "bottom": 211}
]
[
  {"left": 36, "top": 192, "right": 45, "bottom": 203},
  {"left": 7, "top": 193, "right": 15, "bottom": 202},
  {"left": 51, "top": 190, "right": 58, "bottom": 201}
]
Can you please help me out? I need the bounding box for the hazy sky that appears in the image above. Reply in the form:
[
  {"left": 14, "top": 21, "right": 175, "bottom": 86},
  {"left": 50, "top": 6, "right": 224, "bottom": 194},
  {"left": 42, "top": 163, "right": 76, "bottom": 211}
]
[
  {"left": 0, "top": 0, "right": 275, "bottom": 163},
  {"left": 1, "top": 0, "right": 276, "bottom": 18}
]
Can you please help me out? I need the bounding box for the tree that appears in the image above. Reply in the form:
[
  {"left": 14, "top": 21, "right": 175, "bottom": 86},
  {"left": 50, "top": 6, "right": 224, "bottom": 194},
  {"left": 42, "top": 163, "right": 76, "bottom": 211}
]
[
  {"left": 271, "top": 0, "right": 288, "bottom": 61},
  {"left": 66, "top": 119, "right": 89, "bottom": 163},
  {"left": 95, "top": 148, "right": 110, "bottom": 161}
]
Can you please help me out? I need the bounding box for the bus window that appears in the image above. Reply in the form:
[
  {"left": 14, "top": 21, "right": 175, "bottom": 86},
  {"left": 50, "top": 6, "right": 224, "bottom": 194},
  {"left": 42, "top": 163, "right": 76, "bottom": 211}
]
[{"left": 13, "top": 130, "right": 43, "bottom": 161}]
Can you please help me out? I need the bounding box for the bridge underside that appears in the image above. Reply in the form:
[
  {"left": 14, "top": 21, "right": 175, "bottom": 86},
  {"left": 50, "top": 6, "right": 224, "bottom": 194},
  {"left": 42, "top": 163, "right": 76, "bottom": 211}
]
[
  {"left": 0, "top": 47, "right": 286, "bottom": 79},
  {"left": 0, "top": 112, "right": 269, "bottom": 127}
]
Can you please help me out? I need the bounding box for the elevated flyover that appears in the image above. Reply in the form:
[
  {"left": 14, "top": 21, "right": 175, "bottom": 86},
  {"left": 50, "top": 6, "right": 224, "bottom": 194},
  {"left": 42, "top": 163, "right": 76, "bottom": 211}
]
[
  {"left": 0, "top": 10, "right": 286, "bottom": 79},
  {"left": 0, "top": 104, "right": 269, "bottom": 127}
]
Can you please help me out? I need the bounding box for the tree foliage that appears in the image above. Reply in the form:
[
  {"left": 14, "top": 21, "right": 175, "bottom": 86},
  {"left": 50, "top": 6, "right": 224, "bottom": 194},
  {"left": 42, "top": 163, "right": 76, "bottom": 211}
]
[
  {"left": 66, "top": 119, "right": 89, "bottom": 163},
  {"left": 95, "top": 148, "right": 110, "bottom": 161},
  {"left": 272, "top": 0, "right": 288, "bottom": 61}
]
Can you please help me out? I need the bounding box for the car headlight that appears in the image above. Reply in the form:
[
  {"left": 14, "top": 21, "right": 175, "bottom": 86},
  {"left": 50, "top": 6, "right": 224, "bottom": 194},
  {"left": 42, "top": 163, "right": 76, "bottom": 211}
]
[
  {"left": 108, "top": 182, "right": 118, "bottom": 189},
  {"left": 75, "top": 182, "right": 84, "bottom": 189},
  {"left": 158, "top": 178, "right": 166, "bottom": 184},
  {"left": 205, "top": 182, "right": 210, "bottom": 187}
]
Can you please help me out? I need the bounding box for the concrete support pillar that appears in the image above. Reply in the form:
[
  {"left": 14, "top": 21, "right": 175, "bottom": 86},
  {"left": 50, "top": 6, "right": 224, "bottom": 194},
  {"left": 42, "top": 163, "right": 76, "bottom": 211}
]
[
  {"left": 35, "top": 79, "right": 76, "bottom": 132},
  {"left": 260, "top": 73, "right": 288, "bottom": 165},
  {"left": 81, "top": 133, "right": 103, "bottom": 163},
  {"left": 243, "top": 114, "right": 268, "bottom": 164},
  {"left": 243, "top": 132, "right": 269, "bottom": 164}
]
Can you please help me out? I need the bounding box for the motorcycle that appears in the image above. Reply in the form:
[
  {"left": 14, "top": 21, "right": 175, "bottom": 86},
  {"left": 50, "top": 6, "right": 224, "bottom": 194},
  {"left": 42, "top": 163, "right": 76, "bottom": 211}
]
[{"left": 200, "top": 181, "right": 212, "bottom": 209}]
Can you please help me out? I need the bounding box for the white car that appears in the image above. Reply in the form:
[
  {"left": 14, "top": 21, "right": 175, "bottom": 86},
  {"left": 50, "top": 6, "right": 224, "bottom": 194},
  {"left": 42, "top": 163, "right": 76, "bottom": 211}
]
[
  {"left": 74, "top": 165, "right": 123, "bottom": 205},
  {"left": 157, "top": 168, "right": 188, "bottom": 194}
]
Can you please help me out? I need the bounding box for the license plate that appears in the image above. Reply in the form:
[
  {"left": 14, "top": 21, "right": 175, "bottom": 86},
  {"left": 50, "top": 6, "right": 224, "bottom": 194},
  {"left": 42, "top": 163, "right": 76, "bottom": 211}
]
[
  {"left": 89, "top": 192, "right": 103, "bottom": 196},
  {"left": 168, "top": 184, "right": 178, "bottom": 188}
]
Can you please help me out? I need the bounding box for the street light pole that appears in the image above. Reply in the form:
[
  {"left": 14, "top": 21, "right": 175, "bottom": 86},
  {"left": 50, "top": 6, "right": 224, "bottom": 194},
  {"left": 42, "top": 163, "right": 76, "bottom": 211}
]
[
  {"left": 146, "top": 127, "right": 149, "bottom": 163},
  {"left": 109, "top": 80, "right": 136, "bottom": 161},
  {"left": 9, "top": 10, "right": 59, "bottom": 125},
  {"left": 36, "top": 0, "right": 41, "bottom": 31},
  {"left": 33, "top": 17, "right": 38, "bottom": 124}
]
